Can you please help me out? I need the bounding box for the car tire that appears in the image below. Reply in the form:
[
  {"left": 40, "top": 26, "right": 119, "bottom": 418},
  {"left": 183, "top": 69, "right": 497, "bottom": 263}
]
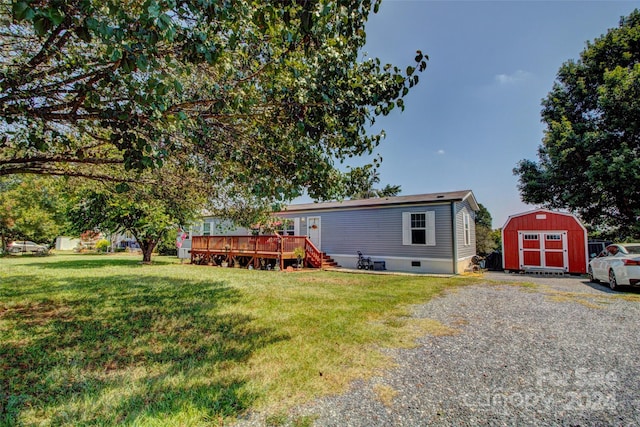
[
  {"left": 588, "top": 266, "right": 599, "bottom": 283},
  {"left": 609, "top": 269, "right": 619, "bottom": 291}
]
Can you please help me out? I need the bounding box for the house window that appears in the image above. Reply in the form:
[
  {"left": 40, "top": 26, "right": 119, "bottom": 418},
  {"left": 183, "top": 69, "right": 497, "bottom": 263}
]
[
  {"left": 411, "top": 213, "right": 426, "bottom": 244},
  {"left": 523, "top": 234, "right": 539, "bottom": 240},
  {"left": 546, "top": 234, "right": 561, "bottom": 241},
  {"left": 463, "top": 212, "right": 471, "bottom": 246},
  {"left": 402, "top": 211, "right": 436, "bottom": 246},
  {"left": 279, "top": 219, "right": 295, "bottom": 236},
  {"left": 203, "top": 222, "right": 212, "bottom": 236}
]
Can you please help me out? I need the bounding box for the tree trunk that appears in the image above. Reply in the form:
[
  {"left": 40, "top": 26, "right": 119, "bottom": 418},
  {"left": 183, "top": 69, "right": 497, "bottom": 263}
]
[{"left": 140, "top": 240, "right": 157, "bottom": 264}]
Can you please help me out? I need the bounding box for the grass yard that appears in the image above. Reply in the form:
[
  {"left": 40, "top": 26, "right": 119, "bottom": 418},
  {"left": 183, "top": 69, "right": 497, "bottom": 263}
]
[{"left": 0, "top": 254, "right": 476, "bottom": 426}]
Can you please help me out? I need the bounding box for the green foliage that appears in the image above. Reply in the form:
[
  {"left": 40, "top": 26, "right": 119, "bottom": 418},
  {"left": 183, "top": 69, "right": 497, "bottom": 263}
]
[
  {"left": 346, "top": 166, "right": 402, "bottom": 199},
  {"left": 475, "top": 203, "right": 492, "bottom": 228},
  {"left": 490, "top": 229, "right": 502, "bottom": 250},
  {"left": 376, "top": 183, "right": 403, "bottom": 198},
  {"left": 474, "top": 204, "right": 498, "bottom": 255},
  {"left": 514, "top": 10, "right": 640, "bottom": 239},
  {"left": 475, "top": 225, "right": 498, "bottom": 256},
  {"left": 67, "top": 189, "right": 172, "bottom": 262},
  {"left": 0, "top": 175, "right": 68, "bottom": 250},
  {"left": 66, "top": 165, "right": 205, "bottom": 263},
  {"left": 155, "top": 230, "right": 179, "bottom": 256},
  {"left": 1, "top": 1, "right": 426, "bottom": 206}
]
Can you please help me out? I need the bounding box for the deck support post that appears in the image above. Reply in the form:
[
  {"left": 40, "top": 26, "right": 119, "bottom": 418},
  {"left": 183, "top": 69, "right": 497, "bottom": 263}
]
[{"left": 279, "top": 237, "right": 284, "bottom": 270}]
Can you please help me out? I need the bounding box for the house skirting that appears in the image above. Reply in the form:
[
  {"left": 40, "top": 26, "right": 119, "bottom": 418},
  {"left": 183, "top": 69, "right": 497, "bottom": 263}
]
[
  {"left": 179, "top": 248, "right": 472, "bottom": 275},
  {"left": 331, "top": 254, "right": 469, "bottom": 275}
]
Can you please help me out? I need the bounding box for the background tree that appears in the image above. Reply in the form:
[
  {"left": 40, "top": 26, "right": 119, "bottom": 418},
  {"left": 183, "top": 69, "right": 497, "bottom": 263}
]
[
  {"left": 474, "top": 203, "right": 498, "bottom": 255},
  {"left": 1, "top": 0, "right": 426, "bottom": 206},
  {"left": 490, "top": 229, "right": 502, "bottom": 252},
  {"left": 68, "top": 190, "right": 176, "bottom": 263},
  {"left": 0, "top": 175, "right": 68, "bottom": 251},
  {"left": 347, "top": 166, "right": 402, "bottom": 199},
  {"left": 376, "top": 183, "right": 402, "bottom": 198},
  {"left": 66, "top": 162, "right": 209, "bottom": 263},
  {"left": 514, "top": 9, "right": 640, "bottom": 239}
]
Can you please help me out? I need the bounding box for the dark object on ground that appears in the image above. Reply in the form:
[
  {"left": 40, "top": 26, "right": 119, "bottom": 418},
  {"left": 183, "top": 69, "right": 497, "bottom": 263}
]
[
  {"left": 484, "top": 251, "right": 503, "bottom": 271},
  {"left": 373, "top": 261, "right": 386, "bottom": 271}
]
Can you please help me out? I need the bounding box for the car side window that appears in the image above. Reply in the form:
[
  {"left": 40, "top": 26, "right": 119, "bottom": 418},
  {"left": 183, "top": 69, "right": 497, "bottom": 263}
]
[{"left": 606, "top": 246, "right": 618, "bottom": 256}]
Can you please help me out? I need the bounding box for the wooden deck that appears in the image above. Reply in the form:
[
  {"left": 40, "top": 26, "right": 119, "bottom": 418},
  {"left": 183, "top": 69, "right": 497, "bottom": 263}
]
[{"left": 190, "top": 235, "right": 325, "bottom": 270}]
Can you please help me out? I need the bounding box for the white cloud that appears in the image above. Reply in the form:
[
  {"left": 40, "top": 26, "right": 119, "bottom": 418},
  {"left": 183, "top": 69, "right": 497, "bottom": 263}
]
[
  {"left": 437, "top": 149, "right": 445, "bottom": 155},
  {"left": 494, "top": 70, "right": 532, "bottom": 85}
]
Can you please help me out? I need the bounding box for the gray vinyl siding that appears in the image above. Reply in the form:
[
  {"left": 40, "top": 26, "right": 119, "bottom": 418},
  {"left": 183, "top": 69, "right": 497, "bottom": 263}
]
[
  {"left": 279, "top": 203, "right": 454, "bottom": 259},
  {"left": 455, "top": 200, "right": 477, "bottom": 259}
]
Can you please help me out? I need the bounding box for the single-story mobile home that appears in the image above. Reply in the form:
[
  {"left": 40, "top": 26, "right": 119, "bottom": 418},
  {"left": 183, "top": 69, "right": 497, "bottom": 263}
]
[
  {"left": 275, "top": 190, "right": 478, "bottom": 274},
  {"left": 179, "top": 190, "right": 479, "bottom": 274}
]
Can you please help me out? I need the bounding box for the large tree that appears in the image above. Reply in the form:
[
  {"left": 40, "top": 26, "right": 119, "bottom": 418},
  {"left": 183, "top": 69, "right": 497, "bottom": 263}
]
[
  {"left": 1, "top": 0, "right": 426, "bottom": 204},
  {"left": 66, "top": 163, "right": 210, "bottom": 263},
  {"left": 514, "top": 9, "right": 640, "bottom": 239},
  {"left": 0, "top": 175, "right": 68, "bottom": 251},
  {"left": 474, "top": 203, "right": 497, "bottom": 255}
]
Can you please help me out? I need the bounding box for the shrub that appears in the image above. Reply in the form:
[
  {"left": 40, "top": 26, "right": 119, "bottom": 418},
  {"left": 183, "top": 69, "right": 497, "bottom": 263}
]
[
  {"left": 155, "top": 232, "right": 178, "bottom": 256},
  {"left": 95, "top": 239, "right": 110, "bottom": 253}
]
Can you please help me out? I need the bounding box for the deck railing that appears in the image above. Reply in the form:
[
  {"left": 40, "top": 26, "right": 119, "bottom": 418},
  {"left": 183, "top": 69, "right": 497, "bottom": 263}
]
[
  {"left": 190, "top": 235, "right": 324, "bottom": 268},
  {"left": 303, "top": 238, "right": 323, "bottom": 268}
]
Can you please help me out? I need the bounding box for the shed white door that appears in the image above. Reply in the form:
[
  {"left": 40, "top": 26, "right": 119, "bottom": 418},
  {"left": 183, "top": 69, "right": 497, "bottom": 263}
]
[
  {"left": 307, "top": 216, "right": 321, "bottom": 250},
  {"left": 518, "top": 231, "right": 568, "bottom": 271}
]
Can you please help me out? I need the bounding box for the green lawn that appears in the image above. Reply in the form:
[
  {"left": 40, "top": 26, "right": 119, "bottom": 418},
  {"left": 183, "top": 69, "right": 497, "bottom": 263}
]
[{"left": 0, "top": 254, "right": 476, "bottom": 426}]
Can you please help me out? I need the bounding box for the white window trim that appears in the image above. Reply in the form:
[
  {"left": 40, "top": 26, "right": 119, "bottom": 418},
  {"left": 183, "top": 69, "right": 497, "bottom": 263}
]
[
  {"left": 463, "top": 212, "right": 471, "bottom": 246},
  {"left": 402, "top": 211, "right": 436, "bottom": 246},
  {"left": 203, "top": 222, "right": 212, "bottom": 236}
]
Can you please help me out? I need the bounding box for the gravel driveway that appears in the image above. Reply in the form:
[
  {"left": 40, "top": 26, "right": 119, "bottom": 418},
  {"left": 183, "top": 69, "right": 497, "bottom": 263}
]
[{"left": 235, "top": 274, "right": 640, "bottom": 426}]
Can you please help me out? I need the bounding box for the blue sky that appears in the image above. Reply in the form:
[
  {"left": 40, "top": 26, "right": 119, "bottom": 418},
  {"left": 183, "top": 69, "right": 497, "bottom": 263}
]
[{"left": 351, "top": 0, "right": 637, "bottom": 228}]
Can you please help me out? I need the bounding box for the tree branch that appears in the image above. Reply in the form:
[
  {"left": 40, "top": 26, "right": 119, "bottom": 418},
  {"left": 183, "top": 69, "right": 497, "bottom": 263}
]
[
  {"left": 27, "top": 15, "right": 72, "bottom": 69},
  {"left": 0, "top": 166, "right": 143, "bottom": 183},
  {"left": 0, "top": 155, "right": 124, "bottom": 167}
]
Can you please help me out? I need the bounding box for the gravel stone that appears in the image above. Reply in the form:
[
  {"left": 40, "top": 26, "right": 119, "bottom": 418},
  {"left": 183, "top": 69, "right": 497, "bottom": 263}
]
[{"left": 233, "top": 274, "right": 640, "bottom": 426}]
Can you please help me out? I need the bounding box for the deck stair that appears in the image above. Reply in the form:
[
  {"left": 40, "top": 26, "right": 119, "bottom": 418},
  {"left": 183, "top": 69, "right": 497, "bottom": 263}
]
[{"left": 321, "top": 253, "right": 339, "bottom": 269}]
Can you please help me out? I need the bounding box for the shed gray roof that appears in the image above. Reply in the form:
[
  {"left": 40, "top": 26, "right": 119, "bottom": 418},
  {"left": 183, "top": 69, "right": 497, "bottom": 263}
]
[{"left": 279, "top": 190, "right": 478, "bottom": 213}]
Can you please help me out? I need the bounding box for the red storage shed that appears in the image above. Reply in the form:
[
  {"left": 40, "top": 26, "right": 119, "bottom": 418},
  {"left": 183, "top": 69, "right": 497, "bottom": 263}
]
[{"left": 501, "top": 209, "right": 588, "bottom": 274}]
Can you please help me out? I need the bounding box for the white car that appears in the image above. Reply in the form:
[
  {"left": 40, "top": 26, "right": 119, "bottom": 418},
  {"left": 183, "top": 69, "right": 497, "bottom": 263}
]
[
  {"left": 8, "top": 240, "right": 48, "bottom": 254},
  {"left": 588, "top": 243, "right": 640, "bottom": 290}
]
